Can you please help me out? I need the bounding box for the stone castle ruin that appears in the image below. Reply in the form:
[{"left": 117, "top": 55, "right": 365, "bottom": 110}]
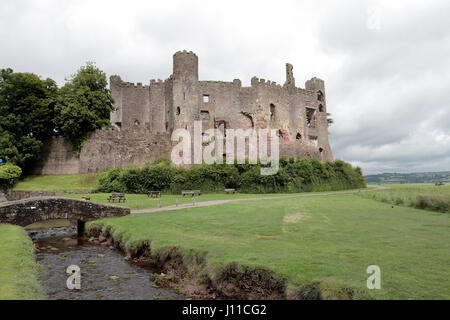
[{"left": 33, "top": 51, "right": 333, "bottom": 175}]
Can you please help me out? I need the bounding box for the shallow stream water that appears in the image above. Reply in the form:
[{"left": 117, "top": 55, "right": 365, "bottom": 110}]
[{"left": 32, "top": 229, "right": 184, "bottom": 300}]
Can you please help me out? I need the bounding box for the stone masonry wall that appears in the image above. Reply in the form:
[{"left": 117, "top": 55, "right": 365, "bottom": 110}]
[
  {"left": 32, "top": 51, "right": 333, "bottom": 175},
  {"left": 32, "top": 130, "right": 171, "bottom": 175},
  {"left": 0, "top": 197, "right": 130, "bottom": 227}
]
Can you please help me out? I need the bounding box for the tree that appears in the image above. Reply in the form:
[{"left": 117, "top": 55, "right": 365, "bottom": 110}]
[
  {"left": 0, "top": 68, "right": 58, "bottom": 170},
  {"left": 327, "top": 113, "right": 334, "bottom": 127},
  {"left": 54, "top": 62, "right": 114, "bottom": 151},
  {"left": 0, "top": 163, "right": 22, "bottom": 193}
]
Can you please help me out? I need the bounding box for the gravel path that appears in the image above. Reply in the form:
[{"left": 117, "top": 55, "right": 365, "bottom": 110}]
[{"left": 130, "top": 186, "right": 389, "bottom": 215}]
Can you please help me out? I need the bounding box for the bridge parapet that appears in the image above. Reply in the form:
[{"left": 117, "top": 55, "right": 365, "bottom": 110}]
[{"left": 0, "top": 197, "right": 130, "bottom": 227}]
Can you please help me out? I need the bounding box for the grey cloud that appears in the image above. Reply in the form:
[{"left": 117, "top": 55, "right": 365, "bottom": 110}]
[{"left": 0, "top": 0, "right": 449, "bottom": 175}]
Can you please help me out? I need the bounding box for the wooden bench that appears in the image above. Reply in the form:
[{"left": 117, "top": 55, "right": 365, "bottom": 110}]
[
  {"left": 182, "top": 190, "right": 201, "bottom": 197},
  {"left": 107, "top": 193, "right": 126, "bottom": 203},
  {"left": 225, "top": 188, "right": 236, "bottom": 194},
  {"left": 435, "top": 182, "right": 445, "bottom": 186},
  {"left": 147, "top": 191, "right": 162, "bottom": 198}
]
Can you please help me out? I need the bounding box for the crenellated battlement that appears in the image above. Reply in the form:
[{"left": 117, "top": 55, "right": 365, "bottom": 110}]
[
  {"left": 150, "top": 79, "right": 165, "bottom": 86},
  {"left": 173, "top": 50, "right": 198, "bottom": 57}
]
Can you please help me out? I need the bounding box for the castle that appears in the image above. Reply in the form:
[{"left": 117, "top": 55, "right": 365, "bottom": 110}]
[{"left": 33, "top": 51, "right": 333, "bottom": 175}]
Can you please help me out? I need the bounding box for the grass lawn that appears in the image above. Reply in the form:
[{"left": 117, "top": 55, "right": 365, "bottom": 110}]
[
  {"left": 88, "top": 193, "right": 450, "bottom": 299},
  {"left": 362, "top": 184, "right": 450, "bottom": 213},
  {"left": 64, "top": 190, "right": 366, "bottom": 211},
  {"left": 0, "top": 224, "right": 43, "bottom": 300},
  {"left": 14, "top": 174, "right": 100, "bottom": 191}
]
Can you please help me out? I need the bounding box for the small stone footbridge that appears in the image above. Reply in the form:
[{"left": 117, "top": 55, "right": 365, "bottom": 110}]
[{"left": 0, "top": 197, "right": 130, "bottom": 236}]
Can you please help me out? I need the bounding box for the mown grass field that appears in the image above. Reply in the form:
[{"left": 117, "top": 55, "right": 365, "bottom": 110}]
[
  {"left": 360, "top": 184, "right": 450, "bottom": 213},
  {"left": 64, "top": 186, "right": 375, "bottom": 211},
  {"left": 0, "top": 224, "right": 43, "bottom": 300},
  {"left": 14, "top": 174, "right": 100, "bottom": 191},
  {"left": 88, "top": 193, "right": 450, "bottom": 300},
  {"left": 64, "top": 192, "right": 359, "bottom": 211}
]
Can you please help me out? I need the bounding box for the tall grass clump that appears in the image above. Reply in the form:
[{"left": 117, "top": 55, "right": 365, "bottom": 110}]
[
  {"left": 358, "top": 185, "right": 450, "bottom": 213},
  {"left": 96, "top": 157, "right": 366, "bottom": 194}
]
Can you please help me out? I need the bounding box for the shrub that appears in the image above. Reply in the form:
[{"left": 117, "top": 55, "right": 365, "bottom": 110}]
[
  {"left": 96, "top": 157, "right": 366, "bottom": 194},
  {"left": 0, "top": 163, "right": 22, "bottom": 192}
]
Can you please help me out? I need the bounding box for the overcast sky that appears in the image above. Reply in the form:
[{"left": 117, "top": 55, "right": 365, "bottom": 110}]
[{"left": 1, "top": 0, "right": 449, "bottom": 175}]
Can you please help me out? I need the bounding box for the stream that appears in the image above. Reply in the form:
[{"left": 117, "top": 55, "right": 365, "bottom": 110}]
[{"left": 31, "top": 228, "right": 184, "bottom": 300}]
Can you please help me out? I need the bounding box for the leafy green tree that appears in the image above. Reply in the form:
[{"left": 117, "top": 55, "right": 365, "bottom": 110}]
[
  {"left": 0, "top": 163, "right": 22, "bottom": 193},
  {"left": 327, "top": 113, "right": 334, "bottom": 127},
  {"left": 0, "top": 68, "right": 58, "bottom": 170},
  {"left": 55, "top": 62, "right": 114, "bottom": 151}
]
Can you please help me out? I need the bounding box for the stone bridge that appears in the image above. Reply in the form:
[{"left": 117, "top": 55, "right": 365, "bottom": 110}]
[{"left": 0, "top": 197, "right": 130, "bottom": 236}]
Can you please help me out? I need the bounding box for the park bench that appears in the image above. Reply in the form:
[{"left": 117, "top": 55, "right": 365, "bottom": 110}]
[
  {"left": 181, "top": 190, "right": 201, "bottom": 197},
  {"left": 224, "top": 188, "right": 236, "bottom": 194},
  {"left": 435, "top": 182, "right": 445, "bottom": 186},
  {"left": 147, "top": 191, "right": 162, "bottom": 198},
  {"left": 107, "top": 193, "right": 126, "bottom": 203}
]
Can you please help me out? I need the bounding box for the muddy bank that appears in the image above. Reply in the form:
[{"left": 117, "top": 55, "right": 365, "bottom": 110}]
[{"left": 86, "top": 225, "right": 368, "bottom": 300}]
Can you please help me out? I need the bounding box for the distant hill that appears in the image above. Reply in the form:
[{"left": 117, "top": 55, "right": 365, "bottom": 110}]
[{"left": 365, "top": 171, "right": 450, "bottom": 184}]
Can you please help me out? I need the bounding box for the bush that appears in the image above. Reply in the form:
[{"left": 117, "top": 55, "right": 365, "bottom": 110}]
[
  {"left": 0, "top": 163, "right": 22, "bottom": 192},
  {"left": 96, "top": 157, "right": 366, "bottom": 194}
]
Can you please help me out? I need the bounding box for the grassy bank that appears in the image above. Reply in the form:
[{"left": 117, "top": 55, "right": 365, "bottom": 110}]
[
  {"left": 360, "top": 184, "right": 450, "bottom": 213},
  {"left": 14, "top": 173, "right": 99, "bottom": 191},
  {"left": 0, "top": 224, "right": 43, "bottom": 300},
  {"left": 87, "top": 193, "right": 450, "bottom": 299}
]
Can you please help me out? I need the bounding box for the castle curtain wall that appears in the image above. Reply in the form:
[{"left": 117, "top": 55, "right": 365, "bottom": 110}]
[{"left": 32, "top": 51, "right": 333, "bottom": 175}]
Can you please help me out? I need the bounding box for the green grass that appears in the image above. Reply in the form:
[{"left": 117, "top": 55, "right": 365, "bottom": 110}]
[
  {"left": 88, "top": 193, "right": 450, "bottom": 299},
  {"left": 64, "top": 190, "right": 365, "bottom": 211},
  {"left": 14, "top": 174, "right": 99, "bottom": 191},
  {"left": 362, "top": 184, "right": 450, "bottom": 213},
  {"left": 0, "top": 224, "right": 43, "bottom": 300}
]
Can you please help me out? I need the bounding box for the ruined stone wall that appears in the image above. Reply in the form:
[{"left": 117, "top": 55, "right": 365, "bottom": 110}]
[
  {"left": 194, "top": 75, "right": 333, "bottom": 162},
  {"left": 32, "top": 130, "right": 171, "bottom": 175},
  {"left": 32, "top": 137, "right": 81, "bottom": 175},
  {"left": 32, "top": 51, "right": 333, "bottom": 175},
  {"left": 110, "top": 76, "right": 151, "bottom": 131},
  {"left": 149, "top": 79, "right": 167, "bottom": 132}
]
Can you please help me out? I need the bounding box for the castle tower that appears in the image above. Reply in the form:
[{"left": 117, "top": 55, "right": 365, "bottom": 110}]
[
  {"left": 305, "top": 77, "right": 326, "bottom": 112},
  {"left": 285, "top": 63, "right": 295, "bottom": 87},
  {"left": 171, "top": 51, "right": 200, "bottom": 134},
  {"left": 305, "top": 77, "right": 332, "bottom": 161}
]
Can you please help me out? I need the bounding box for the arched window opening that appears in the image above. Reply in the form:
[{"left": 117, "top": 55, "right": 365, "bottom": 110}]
[
  {"left": 270, "top": 104, "right": 275, "bottom": 121},
  {"left": 296, "top": 133, "right": 302, "bottom": 140},
  {"left": 319, "top": 147, "right": 324, "bottom": 153},
  {"left": 319, "top": 104, "right": 324, "bottom": 112},
  {"left": 134, "top": 120, "right": 140, "bottom": 126},
  {"left": 176, "top": 107, "right": 181, "bottom": 116},
  {"left": 241, "top": 112, "right": 254, "bottom": 128},
  {"left": 317, "top": 91, "right": 324, "bottom": 102},
  {"left": 306, "top": 108, "right": 316, "bottom": 128}
]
